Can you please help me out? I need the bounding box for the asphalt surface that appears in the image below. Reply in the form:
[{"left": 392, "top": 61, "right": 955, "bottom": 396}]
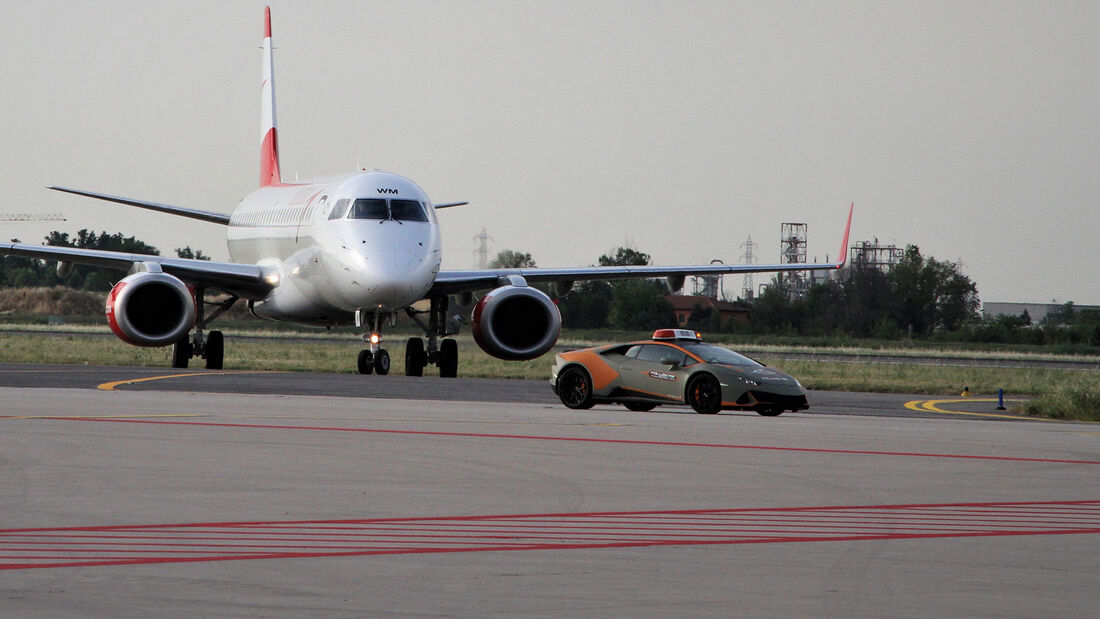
[
  {"left": 0, "top": 362, "right": 1030, "bottom": 420},
  {"left": 0, "top": 363, "right": 1096, "bottom": 617}
]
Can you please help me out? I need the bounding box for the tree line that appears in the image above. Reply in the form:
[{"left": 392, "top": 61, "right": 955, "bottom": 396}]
[
  {"left": 4, "top": 231, "right": 1091, "bottom": 348},
  {"left": 495, "top": 243, "right": 1092, "bottom": 347},
  {"left": 0, "top": 230, "right": 208, "bottom": 291}
]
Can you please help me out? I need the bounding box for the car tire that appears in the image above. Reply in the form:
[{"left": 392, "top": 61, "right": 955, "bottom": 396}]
[
  {"left": 623, "top": 402, "right": 657, "bottom": 412},
  {"left": 557, "top": 367, "right": 594, "bottom": 410},
  {"left": 756, "top": 408, "right": 783, "bottom": 416},
  {"left": 686, "top": 373, "right": 722, "bottom": 414}
]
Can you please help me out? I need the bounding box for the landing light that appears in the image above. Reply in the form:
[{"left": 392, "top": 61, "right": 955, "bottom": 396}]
[{"left": 370, "top": 333, "right": 380, "bottom": 345}]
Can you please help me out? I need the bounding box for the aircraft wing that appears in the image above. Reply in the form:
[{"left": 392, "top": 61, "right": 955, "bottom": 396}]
[
  {"left": 430, "top": 260, "right": 844, "bottom": 296},
  {"left": 0, "top": 242, "right": 274, "bottom": 299},
  {"left": 430, "top": 203, "right": 854, "bottom": 297},
  {"left": 49, "top": 186, "right": 232, "bottom": 225}
]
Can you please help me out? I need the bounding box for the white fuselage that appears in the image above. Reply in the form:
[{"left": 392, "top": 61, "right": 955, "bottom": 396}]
[{"left": 226, "top": 171, "right": 442, "bottom": 325}]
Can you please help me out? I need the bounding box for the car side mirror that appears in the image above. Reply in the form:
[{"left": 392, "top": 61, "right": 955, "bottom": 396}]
[{"left": 659, "top": 356, "right": 681, "bottom": 368}]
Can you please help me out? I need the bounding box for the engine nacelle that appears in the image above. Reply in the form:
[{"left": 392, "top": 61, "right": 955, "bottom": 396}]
[
  {"left": 105, "top": 272, "right": 196, "bottom": 347},
  {"left": 471, "top": 285, "right": 561, "bottom": 360}
]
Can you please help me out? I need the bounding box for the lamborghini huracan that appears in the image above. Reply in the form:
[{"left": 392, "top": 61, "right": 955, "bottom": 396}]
[{"left": 550, "top": 329, "right": 808, "bottom": 415}]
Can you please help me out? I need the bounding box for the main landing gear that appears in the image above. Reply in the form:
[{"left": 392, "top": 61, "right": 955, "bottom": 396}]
[
  {"left": 172, "top": 287, "right": 239, "bottom": 370},
  {"left": 357, "top": 296, "right": 462, "bottom": 377}
]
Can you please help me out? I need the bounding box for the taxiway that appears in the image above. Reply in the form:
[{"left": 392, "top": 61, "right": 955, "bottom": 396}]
[{"left": 0, "top": 364, "right": 1096, "bottom": 616}]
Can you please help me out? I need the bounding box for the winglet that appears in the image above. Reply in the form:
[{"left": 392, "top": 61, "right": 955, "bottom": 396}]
[
  {"left": 835, "top": 202, "right": 854, "bottom": 268},
  {"left": 259, "top": 6, "right": 281, "bottom": 187}
]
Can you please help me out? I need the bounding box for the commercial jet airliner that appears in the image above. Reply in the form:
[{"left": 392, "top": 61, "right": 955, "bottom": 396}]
[{"left": 0, "top": 8, "right": 852, "bottom": 377}]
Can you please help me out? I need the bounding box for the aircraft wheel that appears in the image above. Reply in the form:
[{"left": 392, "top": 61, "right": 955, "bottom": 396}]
[
  {"left": 439, "top": 339, "right": 458, "bottom": 378},
  {"left": 374, "top": 349, "right": 391, "bottom": 375},
  {"left": 557, "top": 367, "right": 594, "bottom": 409},
  {"left": 405, "top": 338, "right": 425, "bottom": 376},
  {"left": 171, "top": 339, "right": 191, "bottom": 369},
  {"left": 623, "top": 402, "right": 656, "bottom": 412},
  {"left": 357, "top": 350, "right": 374, "bottom": 375},
  {"left": 686, "top": 374, "right": 722, "bottom": 414},
  {"left": 204, "top": 331, "right": 224, "bottom": 370}
]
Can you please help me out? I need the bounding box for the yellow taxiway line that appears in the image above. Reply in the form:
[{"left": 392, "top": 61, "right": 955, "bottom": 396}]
[
  {"left": 904, "top": 398, "right": 1032, "bottom": 420},
  {"left": 97, "top": 371, "right": 277, "bottom": 391}
]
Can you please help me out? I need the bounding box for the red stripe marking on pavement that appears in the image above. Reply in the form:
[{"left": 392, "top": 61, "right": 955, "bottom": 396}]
[
  {"left": 2, "top": 500, "right": 1097, "bottom": 571},
  {"left": 52, "top": 417, "right": 1100, "bottom": 465}
]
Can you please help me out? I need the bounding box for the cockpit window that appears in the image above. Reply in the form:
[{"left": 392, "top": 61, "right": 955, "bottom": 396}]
[
  {"left": 328, "top": 199, "right": 350, "bottom": 220},
  {"left": 391, "top": 199, "right": 428, "bottom": 222},
  {"left": 349, "top": 199, "right": 388, "bottom": 220}
]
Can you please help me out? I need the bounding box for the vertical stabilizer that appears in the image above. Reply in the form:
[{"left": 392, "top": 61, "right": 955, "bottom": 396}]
[{"left": 259, "top": 6, "right": 281, "bottom": 187}]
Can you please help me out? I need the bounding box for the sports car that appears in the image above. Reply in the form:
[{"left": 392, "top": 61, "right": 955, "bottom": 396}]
[{"left": 550, "top": 329, "right": 808, "bottom": 415}]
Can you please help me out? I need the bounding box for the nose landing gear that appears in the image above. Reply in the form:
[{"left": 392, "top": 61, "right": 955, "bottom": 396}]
[{"left": 356, "top": 310, "right": 391, "bottom": 375}]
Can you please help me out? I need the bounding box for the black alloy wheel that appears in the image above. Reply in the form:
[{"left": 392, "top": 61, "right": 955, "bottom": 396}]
[
  {"left": 557, "top": 367, "right": 595, "bottom": 410},
  {"left": 686, "top": 374, "right": 722, "bottom": 414}
]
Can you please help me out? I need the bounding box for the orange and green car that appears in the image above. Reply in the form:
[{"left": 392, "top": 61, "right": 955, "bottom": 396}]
[{"left": 550, "top": 329, "right": 808, "bottom": 415}]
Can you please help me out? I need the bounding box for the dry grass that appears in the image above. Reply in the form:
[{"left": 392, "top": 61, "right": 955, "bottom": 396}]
[{"left": 0, "top": 287, "right": 105, "bottom": 318}]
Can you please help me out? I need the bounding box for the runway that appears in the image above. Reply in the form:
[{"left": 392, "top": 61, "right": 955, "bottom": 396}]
[{"left": 0, "top": 364, "right": 1097, "bottom": 616}]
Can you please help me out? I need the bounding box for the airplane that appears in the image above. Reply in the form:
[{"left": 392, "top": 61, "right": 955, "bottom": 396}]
[{"left": 0, "top": 7, "right": 853, "bottom": 377}]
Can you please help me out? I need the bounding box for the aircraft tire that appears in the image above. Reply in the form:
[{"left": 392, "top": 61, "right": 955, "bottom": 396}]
[
  {"left": 439, "top": 339, "right": 458, "bottom": 378},
  {"left": 171, "top": 339, "right": 191, "bottom": 369},
  {"left": 374, "top": 349, "right": 391, "bottom": 375},
  {"left": 357, "top": 350, "right": 374, "bottom": 375},
  {"left": 405, "top": 338, "right": 425, "bottom": 376},
  {"left": 204, "top": 331, "right": 224, "bottom": 370}
]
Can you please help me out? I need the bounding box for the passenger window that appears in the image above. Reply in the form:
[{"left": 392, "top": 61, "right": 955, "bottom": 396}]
[
  {"left": 635, "top": 345, "right": 672, "bottom": 363},
  {"left": 625, "top": 345, "right": 643, "bottom": 359},
  {"left": 328, "top": 199, "right": 350, "bottom": 220},
  {"left": 349, "top": 198, "right": 388, "bottom": 220},
  {"left": 391, "top": 199, "right": 429, "bottom": 222}
]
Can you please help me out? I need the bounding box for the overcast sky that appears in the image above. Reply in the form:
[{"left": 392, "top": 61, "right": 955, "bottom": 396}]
[{"left": 2, "top": 1, "right": 1097, "bottom": 304}]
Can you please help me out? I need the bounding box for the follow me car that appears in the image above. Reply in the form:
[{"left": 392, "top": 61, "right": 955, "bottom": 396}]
[{"left": 550, "top": 329, "right": 808, "bottom": 415}]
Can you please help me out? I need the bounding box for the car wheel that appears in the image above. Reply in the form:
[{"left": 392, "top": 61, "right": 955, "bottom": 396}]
[
  {"left": 623, "top": 402, "right": 657, "bottom": 412},
  {"left": 756, "top": 407, "right": 783, "bottom": 416},
  {"left": 686, "top": 374, "right": 722, "bottom": 414},
  {"left": 557, "top": 367, "right": 594, "bottom": 410}
]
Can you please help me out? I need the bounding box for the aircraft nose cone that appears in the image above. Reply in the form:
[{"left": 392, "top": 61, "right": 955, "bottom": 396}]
[{"left": 349, "top": 249, "right": 432, "bottom": 310}]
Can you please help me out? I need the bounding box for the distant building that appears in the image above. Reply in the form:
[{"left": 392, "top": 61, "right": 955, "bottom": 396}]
[
  {"left": 667, "top": 295, "right": 749, "bottom": 328},
  {"left": 983, "top": 302, "right": 1100, "bottom": 322}
]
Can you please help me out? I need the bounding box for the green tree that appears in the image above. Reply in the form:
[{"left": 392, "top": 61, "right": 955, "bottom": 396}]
[
  {"left": 559, "top": 280, "right": 612, "bottom": 328},
  {"left": 599, "top": 246, "right": 650, "bottom": 267},
  {"left": 42, "top": 229, "right": 161, "bottom": 291},
  {"left": 490, "top": 249, "right": 536, "bottom": 269},
  {"left": 607, "top": 279, "right": 676, "bottom": 330},
  {"left": 176, "top": 246, "right": 211, "bottom": 260},
  {"left": 888, "top": 246, "right": 978, "bottom": 333}
]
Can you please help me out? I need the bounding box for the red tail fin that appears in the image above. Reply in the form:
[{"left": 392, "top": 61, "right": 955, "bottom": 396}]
[{"left": 259, "top": 7, "right": 281, "bottom": 187}]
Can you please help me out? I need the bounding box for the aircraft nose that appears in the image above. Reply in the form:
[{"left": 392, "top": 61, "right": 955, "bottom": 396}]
[{"left": 349, "top": 249, "right": 432, "bottom": 309}]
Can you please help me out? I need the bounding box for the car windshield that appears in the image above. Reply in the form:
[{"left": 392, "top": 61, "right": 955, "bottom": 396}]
[{"left": 682, "top": 343, "right": 762, "bottom": 367}]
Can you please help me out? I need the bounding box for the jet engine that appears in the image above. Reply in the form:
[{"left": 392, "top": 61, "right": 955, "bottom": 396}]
[
  {"left": 471, "top": 285, "right": 561, "bottom": 360},
  {"left": 105, "top": 272, "right": 196, "bottom": 347}
]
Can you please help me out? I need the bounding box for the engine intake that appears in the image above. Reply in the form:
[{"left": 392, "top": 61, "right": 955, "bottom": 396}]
[
  {"left": 105, "top": 272, "right": 196, "bottom": 347},
  {"left": 471, "top": 285, "right": 561, "bottom": 360}
]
